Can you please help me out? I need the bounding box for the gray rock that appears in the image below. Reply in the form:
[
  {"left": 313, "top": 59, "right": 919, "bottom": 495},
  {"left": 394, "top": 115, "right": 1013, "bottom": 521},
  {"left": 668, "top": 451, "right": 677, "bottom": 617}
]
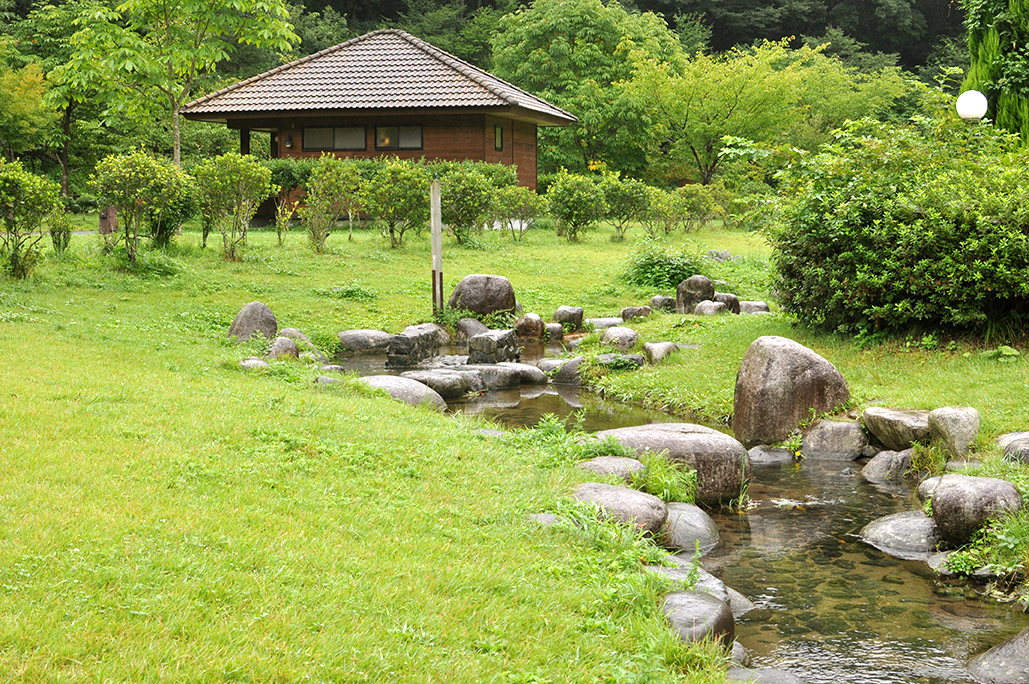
[
  {"left": 917, "top": 476, "right": 942, "bottom": 503},
  {"left": 278, "top": 328, "right": 327, "bottom": 362},
  {"left": 731, "top": 642, "right": 752, "bottom": 668},
  {"left": 338, "top": 328, "right": 391, "bottom": 354},
  {"left": 267, "top": 336, "right": 299, "bottom": 360},
  {"left": 740, "top": 301, "right": 771, "bottom": 314},
  {"left": 356, "top": 375, "right": 447, "bottom": 411},
  {"left": 468, "top": 329, "right": 520, "bottom": 364},
  {"left": 664, "top": 502, "right": 720, "bottom": 555},
  {"left": 997, "top": 432, "right": 1029, "bottom": 450},
  {"left": 600, "top": 326, "right": 639, "bottom": 351},
  {"left": 313, "top": 374, "right": 339, "bottom": 384},
  {"left": 620, "top": 305, "right": 653, "bottom": 321},
  {"left": 650, "top": 295, "right": 676, "bottom": 312},
  {"left": 1003, "top": 438, "right": 1029, "bottom": 465},
  {"left": 693, "top": 300, "right": 728, "bottom": 316},
  {"left": 498, "top": 362, "right": 549, "bottom": 385},
  {"left": 930, "top": 474, "right": 1022, "bottom": 547},
  {"left": 800, "top": 420, "right": 867, "bottom": 460},
  {"left": 929, "top": 406, "right": 980, "bottom": 459},
  {"left": 536, "top": 358, "right": 567, "bottom": 374},
  {"left": 416, "top": 322, "right": 451, "bottom": 346},
  {"left": 474, "top": 428, "right": 505, "bottom": 438},
  {"left": 862, "top": 407, "right": 930, "bottom": 451},
  {"left": 861, "top": 449, "right": 913, "bottom": 482},
  {"left": 527, "top": 513, "right": 561, "bottom": 527},
  {"left": 861, "top": 444, "right": 882, "bottom": 459},
  {"left": 552, "top": 356, "right": 585, "bottom": 385},
  {"left": 460, "top": 364, "right": 522, "bottom": 390},
  {"left": 228, "top": 301, "right": 277, "bottom": 342},
  {"left": 454, "top": 317, "right": 489, "bottom": 341},
  {"left": 748, "top": 445, "right": 796, "bottom": 465},
  {"left": 240, "top": 357, "right": 270, "bottom": 370},
  {"left": 860, "top": 511, "right": 941, "bottom": 560},
  {"left": 514, "top": 313, "right": 545, "bottom": 340},
  {"left": 733, "top": 336, "right": 850, "bottom": 449},
  {"left": 676, "top": 275, "right": 715, "bottom": 314},
  {"left": 713, "top": 292, "right": 741, "bottom": 315},
  {"left": 400, "top": 369, "right": 483, "bottom": 399},
  {"left": 577, "top": 456, "right": 645, "bottom": 483},
  {"left": 553, "top": 305, "right": 584, "bottom": 329},
  {"left": 585, "top": 317, "right": 623, "bottom": 330},
  {"left": 572, "top": 482, "right": 667, "bottom": 535},
  {"left": 596, "top": 353, "right": 645, "bottom": 368},
  {"left": 727, "top": 668, "right": 805, "bottom": 684},
  {"left": 663, "top": 590, "right": 734, "bottom": 646},
  {"left": 589, "top": 423, "right": 749, "bottom": 507},
  {"left": 968, "top": 628, "right": 1029, "bottom": 684},
  {"left": 644, "top": 341, "right": 681, "bottom": 364},
  {"left": 386, "top": 323, "right": 442, "bottom": 368},
  {"left": 544, "top": 322, "right": 564, "bottom": 341},
  {"left": 447, "top": 274, "right": 516, "bottom": 316}
]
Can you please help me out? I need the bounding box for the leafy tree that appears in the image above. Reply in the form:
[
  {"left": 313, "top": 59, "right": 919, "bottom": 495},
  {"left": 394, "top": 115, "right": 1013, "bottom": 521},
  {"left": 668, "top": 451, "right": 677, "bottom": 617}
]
[
  {"left": 0, "top": 58, "right": 53, "bottom": 162},
  {"left": 964, "top": 0, "right": 1029, "bottom": 141},
  {"left": 265, "top": 157, "right": 314, "bottom": 245},
  {"left": 493, "top": 184, "right": 542, "bottom": 240},
  {"left": 300, "top": 155, "right": 361, "bottom": 252},
  {"left": 628, "top": 39, "right": 907, "bottom": 184},
  {"left": 492, "top": 0, "right": 683, "bottom": 177},
  {"left": 545, "top": 171, "right": 607, "bottom": 241},
  {"left": 91, "top": 149, "right": 194, "bottom": 262},
  {"left": 65, "top": 0, "right": 299, "bottom": 166},
  {"left": 600, "top": 174, "right": 650, "bottom": 241},
  {"left": 192, "top": 152, "right": 273, "bottom": 261},
  {"left": 0, "top": 160, "right": 63, "bottom": 278},
  {"left": 801, "top": 26, "right": 900, "bottom": 72},
  {"left": 441, "top": 165, "right": 494, "bottom": 244},
  {"left": 363, "top": 157, "right": 429, "bottom": 248}
]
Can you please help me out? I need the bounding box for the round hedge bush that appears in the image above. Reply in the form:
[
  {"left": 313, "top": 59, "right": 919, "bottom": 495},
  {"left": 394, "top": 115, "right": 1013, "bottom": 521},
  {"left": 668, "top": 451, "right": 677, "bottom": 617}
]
[{"left": 771, "top": 117, "right": 1029, "bottom": 339}]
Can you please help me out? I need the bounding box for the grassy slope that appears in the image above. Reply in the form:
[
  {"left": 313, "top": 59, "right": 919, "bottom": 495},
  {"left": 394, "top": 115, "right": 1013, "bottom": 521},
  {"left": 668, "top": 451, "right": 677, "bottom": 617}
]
[{"left": 0, "top": 225, "right": 732, "bottom": 682}]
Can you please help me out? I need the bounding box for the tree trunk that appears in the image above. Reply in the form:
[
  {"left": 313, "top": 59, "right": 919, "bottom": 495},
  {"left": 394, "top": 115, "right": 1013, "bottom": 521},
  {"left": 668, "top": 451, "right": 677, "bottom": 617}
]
[
  {"left": 172, "top": 101, "right": 181, "bottom": 167},
  {"left": 60, "top": 102, "right": 73, "bottom": 196}
]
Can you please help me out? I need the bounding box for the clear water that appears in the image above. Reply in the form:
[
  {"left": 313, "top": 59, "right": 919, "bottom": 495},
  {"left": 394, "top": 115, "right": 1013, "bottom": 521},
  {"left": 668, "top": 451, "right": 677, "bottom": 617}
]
[{"left": 339, "top": 349, "right": 1029, "bottom": 682}]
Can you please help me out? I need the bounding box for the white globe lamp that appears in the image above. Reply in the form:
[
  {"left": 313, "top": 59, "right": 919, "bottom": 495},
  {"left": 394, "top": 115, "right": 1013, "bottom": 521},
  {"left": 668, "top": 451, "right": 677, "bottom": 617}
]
[{"left": 956, "top": 90, "right": 988, "bottom": 121}]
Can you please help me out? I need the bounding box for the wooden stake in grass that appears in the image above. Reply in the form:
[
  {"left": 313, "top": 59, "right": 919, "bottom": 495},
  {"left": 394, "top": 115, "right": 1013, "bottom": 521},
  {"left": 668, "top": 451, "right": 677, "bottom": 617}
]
[{"left": 431, "top": 174, "right": 443, "bottom": 317}]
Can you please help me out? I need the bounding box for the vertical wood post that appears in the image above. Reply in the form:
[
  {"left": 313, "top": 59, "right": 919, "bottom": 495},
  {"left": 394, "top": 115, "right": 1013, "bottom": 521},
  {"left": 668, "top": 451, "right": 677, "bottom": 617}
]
[{"left": 431, "top": 175, "right": 443, "bottom": 317}]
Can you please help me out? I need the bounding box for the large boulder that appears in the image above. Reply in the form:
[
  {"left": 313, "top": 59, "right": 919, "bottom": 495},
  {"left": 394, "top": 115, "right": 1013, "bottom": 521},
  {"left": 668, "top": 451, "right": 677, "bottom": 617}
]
[
  {"left": 572, "top": 482, "right": 667, "bottom": 535},
  {"left": 577, "top": 456, "right": 645, "bottom": 483},
  {"left": 498, "top": 362, "right": 549, "bottom": 385},
  {"left": 862, "top": 407, "right": 930, "bottom": 451},
  {"left": 585, "top": 317, "right": 623, "bottom": 330},
  {"left": 861, "top": 449, "right": 913, "bottom": 483},
  {"left": 454, "top": 317, "right": 489, "bottom": 342},
  {"left": 356, "top": 375, "right": 447, "bottom": 411},
  {"left": 553, "top": 305, "right": 584, "bottom": 329},
  {"left": 552, "top": 356, "right": 585, "bottom": 385},
  {"left": 447, "top": 274, "right": 516, "bottom": 316},
  {"left": 399, "top": 369, "right": 484, "bottom": 399},
  {"left": 693, "top": 300, "right": 728, "bottom": 316},
  {"left": 1003, "top": 437, "right": 1029, "bottom": 465},
  {"left": 267, "top": 336, "right": 299, "bottom": 360},
  {"left": 740, "top": 301, "right": 770, "bottom": 314},
  {"left": 588, "top": 423, "right": 749, "bottom": 507},
  {"left": 386, "top": 323, "right": 442, "bottom": 368},
  {"left": 468, "top": 329, "right": 520, "bottom": 364},
  {"left": 338, "top": 329, "right": 391, "bottom": 355},
  {"left": 650, "top": 295, "right": 676, "bottom": 312},
  {"left": 968, "top": 628, "right": 1029, "bottom": 684},
  {"left": 663, "top": 502, "right": 720, "bottom": 555},
  {"left": 676, "top": 275, "right": 715, "bottom": 314},
  {"left": 460, "top": 364, "right": 522, "bottom": 390},
  {"left": 663, "top": 591, "right": 734, "bottom": 646},
  {"left": 713, "top": 292, "right": 741, "bottom": 315},
  {"left": 929, "top": 474, "right": 1022, "bottom": 547},
  {"left": 279, "top": 328, "right": 327, "bottom": 362},
  {"left": 928, "top": 406, "right": 980, "bottom": 459},
  {"left": 644, "top": 341, "right": 685, "bottom": 364},
  {"left": 228, "top": 301, "right": 277, "bottom": 342},
  {"left": 544, "top": 322, "right": 564, "bottom": 341},
  {"left": 733, "top": 337, "right": 851, "bottom": 449},
  {"left": 620, "top": 305, "right": 653, "bottom": 321},
  {"left": 800, "top": 420, "right": 867, "bottom": 460},
  {"left": 514, "top": 313, "right": 545, "bottom": 340},
  {"left": 600, "top": 326, "right": 638, "bottom": 351},
  {"left": 860, "top": 511, "right": 940, "bottom": 560}
]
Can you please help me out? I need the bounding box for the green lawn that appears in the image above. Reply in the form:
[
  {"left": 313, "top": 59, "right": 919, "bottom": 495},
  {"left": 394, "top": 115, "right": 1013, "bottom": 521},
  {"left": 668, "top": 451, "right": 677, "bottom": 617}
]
[{"left": 2, "top": 220, "right": 1026, "bottom": 681}]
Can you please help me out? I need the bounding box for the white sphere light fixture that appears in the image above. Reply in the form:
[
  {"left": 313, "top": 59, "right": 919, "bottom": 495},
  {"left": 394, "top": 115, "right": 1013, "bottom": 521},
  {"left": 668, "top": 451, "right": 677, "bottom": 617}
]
[{"left": 956, "top": 90, "right": 989, "bottom": 121}]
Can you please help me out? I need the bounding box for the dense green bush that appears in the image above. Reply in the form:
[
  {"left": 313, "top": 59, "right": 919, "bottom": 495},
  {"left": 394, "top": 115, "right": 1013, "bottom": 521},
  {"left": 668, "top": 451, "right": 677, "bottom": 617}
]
[
  {"left": 546, "top": 171, "right": 607, "bottom": 241},
  {"left": 441, "top": 165, "right": 494, "bottom": 244},
  {"left": 363, "top": 157, "right": 429, "bottom": 249},
  {"left": 193, "top": 152, "right": 274, "bottom": 261},
  {"left": 300, "top": 156, "right": 361, "bottom": 253},
  {"left": 623, "top": 239, "right": 706, "bottom": 289},
  {"left": 0, "top": 160, "right": 63, "bottom": 278},
  {"left": 772, "top": 117, "right": 1029, "bottom": 338},
  {"left": 601, "top": 174, "right": 649, "bottom": 241}
]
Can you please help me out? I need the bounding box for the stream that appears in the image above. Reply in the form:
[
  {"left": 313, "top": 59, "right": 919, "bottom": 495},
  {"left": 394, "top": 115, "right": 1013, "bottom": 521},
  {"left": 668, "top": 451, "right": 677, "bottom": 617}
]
[{"left": 344, "top": 349, "right": 1029, "bottom": 683}]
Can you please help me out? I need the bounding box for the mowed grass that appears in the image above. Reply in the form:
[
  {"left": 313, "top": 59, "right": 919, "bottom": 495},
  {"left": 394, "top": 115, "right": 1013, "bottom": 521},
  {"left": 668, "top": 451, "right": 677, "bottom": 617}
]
[{"left": 0, "top": 224, "right": 735, "bottom": 682}]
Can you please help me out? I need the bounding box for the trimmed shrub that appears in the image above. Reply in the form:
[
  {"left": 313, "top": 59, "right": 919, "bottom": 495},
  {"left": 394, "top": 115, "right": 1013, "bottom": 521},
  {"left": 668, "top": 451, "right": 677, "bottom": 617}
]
[
  {"left": 546, "top": 171, "right": 607, "bottom": 241},
  {"left": 193, "top": 152, "right": 274, "bottom": 261},
  {"left": 441, "top": 165, "right": 494, "bottom": 244},
  {"left": 0, "top": 160, "right": 63, "bottom": 278},
  {"left": 772, "top": 117, "right": 1029, "bottom": 338},
  {"left": 300, "top": 155, "right": 361, "bottom": 253},
  {"left": 363, "top": 157, "right": 429, "bottom": 249},
  {"left": 601, "top": 174, "right": 650, "bottom": 241}
]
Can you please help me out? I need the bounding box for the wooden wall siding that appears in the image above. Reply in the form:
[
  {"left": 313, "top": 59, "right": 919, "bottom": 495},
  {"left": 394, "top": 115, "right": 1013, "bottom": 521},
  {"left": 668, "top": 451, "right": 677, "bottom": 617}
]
[{"left": 268, "top": 113, "right": 539, "bottom": 189}]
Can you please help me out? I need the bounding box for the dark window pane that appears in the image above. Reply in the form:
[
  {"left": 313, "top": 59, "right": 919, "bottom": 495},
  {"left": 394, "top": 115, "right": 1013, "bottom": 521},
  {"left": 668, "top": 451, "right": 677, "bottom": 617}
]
[
  {"left": 335, "top": 127, "right": 365, "bottom": 150},
  {"left": 304, "top": 127, "right": 333, "bottom": 150}
]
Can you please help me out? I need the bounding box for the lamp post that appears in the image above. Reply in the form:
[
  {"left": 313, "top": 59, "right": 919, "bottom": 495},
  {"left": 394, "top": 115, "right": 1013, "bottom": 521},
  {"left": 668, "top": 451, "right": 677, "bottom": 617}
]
[{"left": 956, "top": 90, "right": 988, "bottom": 121}]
